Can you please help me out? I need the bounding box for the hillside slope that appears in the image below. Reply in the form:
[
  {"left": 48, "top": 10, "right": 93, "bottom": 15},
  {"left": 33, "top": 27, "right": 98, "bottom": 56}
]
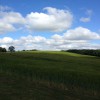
[{"left": 0, "top": 51, "right": 100, "bottom": 100}]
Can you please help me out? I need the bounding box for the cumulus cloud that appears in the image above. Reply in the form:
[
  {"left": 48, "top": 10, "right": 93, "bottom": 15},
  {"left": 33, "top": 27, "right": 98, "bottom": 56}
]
[
  {"left": 0, "top": 37, "right": 14, "bottom": 50},
  {"left": 26, "top": 7, "right": 73, "bottom": 32},
  {"left": 0, "top": 6, "right": 99, "bottom": 50},
  {"left": 0, "top": 11, "right": 25, "bottom": 34},
  {"left": 0, "top": 37, "right": 14, "bottom": 44},
  {"left": 0, "top": 6, "right": 73, "bottom": 34},
  {"left": 0, "top": 27, "right": 100, "bottom": 50},
  {"left": 0, "top": 22, "right": 15, "bottom": 34},
  {"left": 7, "top": 35, "right": 47, "bottom": 50},
  {"left": 20, "top": 35, "right": 46, "bottom": 44},
  {"left": 0, "top": 12, "right": 25, "bottom": 24},
  {"left": 63, "top": 27, "right": 100, "bottom": 40}
]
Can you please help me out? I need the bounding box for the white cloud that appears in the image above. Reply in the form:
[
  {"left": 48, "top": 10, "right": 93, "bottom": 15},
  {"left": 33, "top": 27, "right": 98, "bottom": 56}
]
[
  {"left": 63, "top": 27, "right": 100, "bottom": 40},
  {"left": 0, "top": 22, "right": 15, "bottom": 34},
  {"left": 0, "top": 11, "right": 25, "bottom": 34},
  {"left": 80, "top": 17, "right": 90, "bottom": 22},
  {"left": 0, "top": 6, "right": 73, "bottom": 34},
  {"left": 80, "top": 9, "right": 93, "bottom": 23},
  {"left": 1, "top": 27, "right": 99, "bottom": 50},
  {"left": 0, "top": 6, "right": 99, "bottom": 50},
  {"left": 0, "top": 37, "right": 14, "bottom": 44},
  {"left": 1, "top": 12, "right": 25, "bottom": 24},
  {"left": 26, "top": 7, "right": 73, "bottom": 32},
  {"left": 20, "top": 35, "right": 46, "bottom": 43}
]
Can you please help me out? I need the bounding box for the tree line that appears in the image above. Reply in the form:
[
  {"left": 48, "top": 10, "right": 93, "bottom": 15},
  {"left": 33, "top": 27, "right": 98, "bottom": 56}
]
[
  {"left": 0, "top": 46, "right": 15, "bottom": 52},
  {"left": 65, "top": 49, "right": 100, "bottom": 57},
  {"left": 0, "top": 47, "right": 7, "bottom": 52}
]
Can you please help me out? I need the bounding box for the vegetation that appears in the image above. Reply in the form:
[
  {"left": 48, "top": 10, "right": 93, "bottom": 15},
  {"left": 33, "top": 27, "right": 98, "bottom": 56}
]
[
  {"left": 66, "top": 49, "right": 100, "bottom": 57},
  {"left": 0, "top": 51, "right": 100, "bottom": 100},
  {"left": 0, "top": 47, "right": 7, "bottom": 52},
  {"left": 8, "top": 46, "right": 15, "bottom": 52},
  {"left": 22, "top": 49, "right": 38, "bottom": 52}
]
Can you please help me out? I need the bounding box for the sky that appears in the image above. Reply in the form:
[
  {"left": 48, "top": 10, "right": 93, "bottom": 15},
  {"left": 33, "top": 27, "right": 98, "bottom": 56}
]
[{"left": 0, "top": 0, "right": 100, "bottom": 50}]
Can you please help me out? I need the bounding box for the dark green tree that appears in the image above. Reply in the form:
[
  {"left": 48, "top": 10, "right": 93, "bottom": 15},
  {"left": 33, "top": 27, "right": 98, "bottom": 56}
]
[
  {"left": 8, "top": 46, "right": 15, "bottom": 52},
  {"left": 0, "top": 47, "right": 7, "bottom": 52}
]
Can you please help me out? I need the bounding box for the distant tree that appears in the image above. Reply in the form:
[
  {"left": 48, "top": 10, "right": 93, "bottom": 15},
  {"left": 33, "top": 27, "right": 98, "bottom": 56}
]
[
  {"left": 22, "top": 50, "right": 25, "bottom": 51},
  {"left": 8, "top": 46, "right": 15, "bottom": 52},
  {"left": 2, "top": 48, "right": 7, "bottom": 52},
  {"left": 0, "top": 47, "right": 7, "bottom": 52},
  {"left": 31, "top": 49, "right": 38, "bottom": 51}
]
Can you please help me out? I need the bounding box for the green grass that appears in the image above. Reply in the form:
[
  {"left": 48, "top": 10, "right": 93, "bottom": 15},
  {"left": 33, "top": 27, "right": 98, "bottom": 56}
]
[{"left": 0, "top": 51, "right": 100, "bottom": 100}]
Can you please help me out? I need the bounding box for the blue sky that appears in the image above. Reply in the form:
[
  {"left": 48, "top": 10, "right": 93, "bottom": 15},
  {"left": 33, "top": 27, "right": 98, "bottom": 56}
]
[{"left": 0, "top": 0, "right": 100, "bottom": 50}]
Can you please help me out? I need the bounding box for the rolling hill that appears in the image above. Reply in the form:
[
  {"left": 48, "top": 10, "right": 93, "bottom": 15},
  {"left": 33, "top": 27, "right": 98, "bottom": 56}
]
[{"left": 0, "top": 51, "right": 100, "bottom": 100}]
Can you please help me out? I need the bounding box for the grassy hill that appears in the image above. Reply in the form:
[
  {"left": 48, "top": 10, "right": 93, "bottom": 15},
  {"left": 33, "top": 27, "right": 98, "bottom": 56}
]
[{"left": 0, "top": 51, "right": 100, "bottom": 100}]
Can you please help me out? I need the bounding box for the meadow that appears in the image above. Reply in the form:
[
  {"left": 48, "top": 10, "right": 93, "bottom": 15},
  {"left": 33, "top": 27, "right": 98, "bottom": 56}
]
[{"left": 0, "top": 51, "right": 100, "bottom": 100}]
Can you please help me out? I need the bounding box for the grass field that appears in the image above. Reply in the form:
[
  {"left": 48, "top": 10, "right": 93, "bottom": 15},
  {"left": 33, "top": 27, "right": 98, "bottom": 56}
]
[{"left": 0, "top": 51, "right": 100, "bottom": 100}]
